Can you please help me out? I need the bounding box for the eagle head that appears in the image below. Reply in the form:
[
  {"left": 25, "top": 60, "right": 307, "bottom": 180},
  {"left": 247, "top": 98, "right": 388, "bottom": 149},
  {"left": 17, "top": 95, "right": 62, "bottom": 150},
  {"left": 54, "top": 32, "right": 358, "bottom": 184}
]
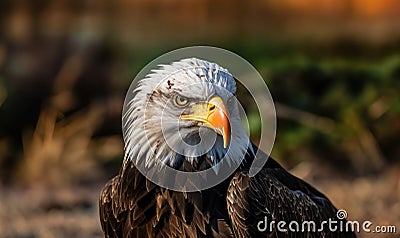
[{"left": 123, "top": 58, "right": 250, "bottom": 171}]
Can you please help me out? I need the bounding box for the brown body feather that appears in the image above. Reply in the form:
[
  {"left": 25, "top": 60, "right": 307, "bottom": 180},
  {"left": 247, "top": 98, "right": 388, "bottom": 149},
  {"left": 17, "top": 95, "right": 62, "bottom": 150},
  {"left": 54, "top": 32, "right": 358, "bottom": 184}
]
[{"left": 100, "top": 144, "right": 356, "bottom": 237}]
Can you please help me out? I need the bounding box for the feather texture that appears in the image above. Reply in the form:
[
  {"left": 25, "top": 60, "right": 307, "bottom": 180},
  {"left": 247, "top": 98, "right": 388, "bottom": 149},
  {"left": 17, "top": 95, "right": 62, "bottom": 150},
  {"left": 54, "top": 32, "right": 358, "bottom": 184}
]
[{"left": 100, "top": 144, "right": 356, "bottom": 237}]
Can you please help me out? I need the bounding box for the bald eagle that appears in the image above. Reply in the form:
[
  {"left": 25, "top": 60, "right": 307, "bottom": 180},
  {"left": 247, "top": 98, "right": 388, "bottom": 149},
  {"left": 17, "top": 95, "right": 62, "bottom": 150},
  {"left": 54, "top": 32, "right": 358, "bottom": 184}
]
[{"left": 100, "top": 58, "right": 356, "bottom": 237}]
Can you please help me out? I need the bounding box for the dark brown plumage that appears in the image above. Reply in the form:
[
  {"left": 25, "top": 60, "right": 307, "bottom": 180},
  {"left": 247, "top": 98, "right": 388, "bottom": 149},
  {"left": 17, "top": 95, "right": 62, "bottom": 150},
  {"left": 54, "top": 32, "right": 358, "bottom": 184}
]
[{"left": 100, "top": 144, "right": 356, "bottom": 238}]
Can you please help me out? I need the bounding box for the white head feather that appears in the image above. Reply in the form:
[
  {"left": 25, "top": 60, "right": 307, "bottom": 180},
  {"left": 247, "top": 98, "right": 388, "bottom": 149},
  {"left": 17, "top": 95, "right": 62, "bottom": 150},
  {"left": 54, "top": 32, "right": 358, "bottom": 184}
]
[{"left": 123, "top": 58, "right": 250, "bottom": 171}]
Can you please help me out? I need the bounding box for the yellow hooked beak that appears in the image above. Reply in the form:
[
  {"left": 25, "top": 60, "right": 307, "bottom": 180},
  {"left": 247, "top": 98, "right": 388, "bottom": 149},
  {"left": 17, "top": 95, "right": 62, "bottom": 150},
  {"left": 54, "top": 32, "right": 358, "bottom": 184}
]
[{"left": 180, "top": 96, "right": 231, "bottom": 148}]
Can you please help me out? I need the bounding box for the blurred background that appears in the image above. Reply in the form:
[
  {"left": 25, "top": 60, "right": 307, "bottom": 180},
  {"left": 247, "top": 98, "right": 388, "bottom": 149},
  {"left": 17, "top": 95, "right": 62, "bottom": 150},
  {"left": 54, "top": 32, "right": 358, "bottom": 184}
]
[{"left": 0, "top": 0, "right": 399, "bottom": 237}]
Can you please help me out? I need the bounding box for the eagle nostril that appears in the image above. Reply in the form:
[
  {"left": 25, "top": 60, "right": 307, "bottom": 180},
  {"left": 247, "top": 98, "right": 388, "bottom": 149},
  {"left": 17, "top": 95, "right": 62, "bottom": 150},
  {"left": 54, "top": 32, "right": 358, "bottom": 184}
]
[{"left": 209, "top": 104, "right": 216, "bottom": 112}]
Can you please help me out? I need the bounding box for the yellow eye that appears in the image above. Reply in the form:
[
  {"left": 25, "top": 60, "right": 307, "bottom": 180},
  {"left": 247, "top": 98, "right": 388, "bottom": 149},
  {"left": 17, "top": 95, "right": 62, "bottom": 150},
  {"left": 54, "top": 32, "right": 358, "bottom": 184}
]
[{"left": 173, "top": 95, "right": 189, "bottom": 107}]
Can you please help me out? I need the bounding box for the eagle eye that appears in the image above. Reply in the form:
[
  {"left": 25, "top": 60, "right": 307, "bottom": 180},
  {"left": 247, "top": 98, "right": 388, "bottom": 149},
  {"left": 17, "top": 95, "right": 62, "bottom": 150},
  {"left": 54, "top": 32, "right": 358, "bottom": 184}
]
[{"left": 173, "top": 95, "right": 189, "bottom": 107}]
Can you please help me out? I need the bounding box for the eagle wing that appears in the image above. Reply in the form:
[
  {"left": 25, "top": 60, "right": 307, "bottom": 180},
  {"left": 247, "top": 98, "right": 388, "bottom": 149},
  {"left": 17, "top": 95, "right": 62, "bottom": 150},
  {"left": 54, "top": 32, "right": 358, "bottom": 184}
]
[{"left": 227, "top": 147, "right": 356, "bottom": 238}]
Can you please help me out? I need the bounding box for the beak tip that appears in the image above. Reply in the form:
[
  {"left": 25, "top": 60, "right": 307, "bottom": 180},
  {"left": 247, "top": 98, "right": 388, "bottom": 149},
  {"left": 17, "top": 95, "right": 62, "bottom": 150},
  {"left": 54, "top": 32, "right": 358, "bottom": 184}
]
[
  {"left": 222, "top": 128, "right": 230, "bottom": 148},
  {"left": 223, "top": 141, "right": 228, "bottom": 149}
]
